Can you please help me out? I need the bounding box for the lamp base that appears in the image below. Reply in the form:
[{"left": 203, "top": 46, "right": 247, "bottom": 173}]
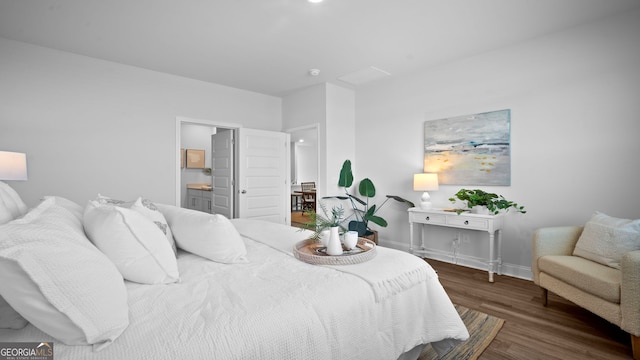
[{"left": 420, "top": 192, "right": 433, "bottom": 209}]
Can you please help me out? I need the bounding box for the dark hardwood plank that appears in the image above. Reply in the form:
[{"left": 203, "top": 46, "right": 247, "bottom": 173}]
[{"left": 426, "top": 259, "right": 632, "bottom": 360}]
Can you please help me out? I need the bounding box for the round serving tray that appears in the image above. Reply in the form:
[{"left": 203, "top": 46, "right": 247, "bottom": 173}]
[{"left": 293, "top": 238, "right": 376, "bottom": 265}]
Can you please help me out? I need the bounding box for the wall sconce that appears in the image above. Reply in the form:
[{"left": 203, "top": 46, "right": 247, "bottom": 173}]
[
  {"left": 0, "top": 151, "right": 28, "bottom": 181},
  {"left": 413, "top": 173, "right": 438, "bottom": 209}
]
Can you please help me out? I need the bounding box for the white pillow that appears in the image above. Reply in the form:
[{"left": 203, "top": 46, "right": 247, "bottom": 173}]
[
  {"left": 157, "top": 204, "right": 248, "bottom": 264},
  {"left": 130, "top": 197, "right": 177, "bottom": 255},
  {"left": 83, "top": 200, "right": 180, "bottom": 284},
  {"left": 41, "top": 195, "right": 84, "bottom": 221},
  {"left": 0, "top": 198, "right": 129, "bottom": 349},
  {"left": 95, "top": 194, "right": 177, "bottom": 255},
  {"left": 0, "top": 181, "right": 28, "bottom": 224},
  {"left": 573, "top": 212, "right": 640, "bottom": 269}
]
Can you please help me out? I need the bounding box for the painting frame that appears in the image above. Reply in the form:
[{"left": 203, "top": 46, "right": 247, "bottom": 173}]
[
  {"left": 424, "top": 109, "right": 511, "bottom": 186},
  {"left": 186, "top": 149, "right": 205, "bottom": 169}
]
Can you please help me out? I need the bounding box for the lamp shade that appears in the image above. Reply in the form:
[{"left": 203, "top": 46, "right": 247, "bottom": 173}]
[
  {"left": 413, "top": 173, "right": 438, "bottom": 191},
  {"left": 0, "top": 151, "right": 28, "bottom": 181}
]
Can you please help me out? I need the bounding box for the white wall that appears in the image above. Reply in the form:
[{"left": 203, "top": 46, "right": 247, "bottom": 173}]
[
  {"left": 355, "top": 9, "right": 640, "bottom": 278},
  {"left": 0, "top": 38, "right": 282, "bottom": 207},
  {"left": 283, "top": 84, "right": 327, "bottom": 197},
  {"left": 282, "top": 83, "right": 356, "bottom": 200},
  {"left": 294, "top": 142, "right": 318, "bottom": 185}
]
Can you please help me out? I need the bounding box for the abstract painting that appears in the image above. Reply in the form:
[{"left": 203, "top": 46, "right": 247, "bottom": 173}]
[{"left": 424, "top": 109, "right": 511, "bottom": 185}]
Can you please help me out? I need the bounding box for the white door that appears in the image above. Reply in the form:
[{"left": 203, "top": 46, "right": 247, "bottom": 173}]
[
  {"left": 211, "top": 129, "right": 234, "bottom": 218},
  {"left": 236, "top": 128, "right": 290, "bottom": 224}
]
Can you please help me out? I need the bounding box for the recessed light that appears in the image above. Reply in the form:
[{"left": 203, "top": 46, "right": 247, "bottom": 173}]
[{"left": 308, "top": 0, "right": 323, "bottom": 3}]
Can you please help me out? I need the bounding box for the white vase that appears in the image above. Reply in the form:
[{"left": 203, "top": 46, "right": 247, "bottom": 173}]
[
  {"left": 325, "top": 226, "right": 343, "bottom": 256},
  {"left": 343, "top": 231, "right": 358, "bottom": 250}
]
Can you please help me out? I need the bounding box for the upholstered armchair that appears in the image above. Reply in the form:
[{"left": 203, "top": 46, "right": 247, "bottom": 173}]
[{"left": 532, "top": 224, "right": 640, "bottom": 360}]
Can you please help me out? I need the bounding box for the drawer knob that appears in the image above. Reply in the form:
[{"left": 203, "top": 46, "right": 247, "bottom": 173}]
[
  {"left": 425, "top": 216, "right": 430, "bottom": 221},
  {"left": 464, "top": 220, "right": 469, "bottom": 225}
]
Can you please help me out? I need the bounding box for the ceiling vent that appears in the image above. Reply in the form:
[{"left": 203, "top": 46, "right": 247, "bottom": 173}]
[{"left": 338, "top": 66, "right": 391, "bottom": 86}]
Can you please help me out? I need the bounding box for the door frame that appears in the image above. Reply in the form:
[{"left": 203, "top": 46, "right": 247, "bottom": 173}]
[{"left": 175, "top": 116, "right": 241, "bottom": 207}]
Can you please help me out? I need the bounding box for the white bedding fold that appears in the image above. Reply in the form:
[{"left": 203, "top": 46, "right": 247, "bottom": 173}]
[{"left": 231, "top": 218, "right": 436, "bottom": 302}]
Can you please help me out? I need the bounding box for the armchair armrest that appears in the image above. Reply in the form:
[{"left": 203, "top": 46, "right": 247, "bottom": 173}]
[
  {"left": 531, "top": 226, "right": 583, "bottom": 284},
  {"left": 621, "top": 250, "right": 640, "bottom": 335}
]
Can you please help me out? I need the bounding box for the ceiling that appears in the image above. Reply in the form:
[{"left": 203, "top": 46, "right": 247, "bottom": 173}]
[{"left": 1, "top": 0, "right": 638, "bottom": 96}]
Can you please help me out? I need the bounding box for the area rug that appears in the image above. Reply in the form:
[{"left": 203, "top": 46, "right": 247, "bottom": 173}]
[{"left": 419, "top": 305, "right": 504, "bottom": 360}]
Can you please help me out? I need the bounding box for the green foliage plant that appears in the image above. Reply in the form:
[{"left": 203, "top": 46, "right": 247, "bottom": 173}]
[
  {"left": 449, "top": 188, "right": 526, "bottom": 215},
  {"left": 325, "top": 160, "right": 415, "bottom": 236}
]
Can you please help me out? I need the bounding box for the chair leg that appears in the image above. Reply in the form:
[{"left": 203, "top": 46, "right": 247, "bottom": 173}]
[
  {"left": 632, "top": 334, "right": 640, "bottom": 360},
  {"left": 541, "top": 287, "right": 548, "bottom": 306}
]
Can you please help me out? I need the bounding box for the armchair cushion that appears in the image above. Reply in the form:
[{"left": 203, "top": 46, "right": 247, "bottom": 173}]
[
  {"left": 573, "top": 212, "right": 640, "bottom": 269},
  {"left": 538, "top": 255, "right": 621, "bottom": 303}
]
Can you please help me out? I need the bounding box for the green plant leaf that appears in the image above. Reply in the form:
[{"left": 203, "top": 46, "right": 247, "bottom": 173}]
[
  {"left": 349, "top": 194, "right": 367, "bottom": 206},
  {"left": 386, "top": 195, "right": 415, "bottom": 208},
  {"left": 338, "top": 160, "right": 354, "bottom": 188},
  {"left": 359, "top": 178, "right": 376, "bottom": 197},
  {"left": 366, "top": 214, "right": 388, "bottom": 227},
  {"left": 365, "top": 204, "right": 376, "bottom": 217}
]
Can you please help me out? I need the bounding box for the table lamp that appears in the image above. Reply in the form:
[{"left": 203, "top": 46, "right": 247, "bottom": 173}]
[
  {"left": 0, "top": 151, "right": 28, "bottom": 181},
  {"left": 413, "top": 173, "right": 438, "bottom": 209}
]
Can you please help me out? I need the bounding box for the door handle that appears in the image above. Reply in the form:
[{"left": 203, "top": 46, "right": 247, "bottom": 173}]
[{"left": 241, "top": 190, "right": 247, "bottom": 194}]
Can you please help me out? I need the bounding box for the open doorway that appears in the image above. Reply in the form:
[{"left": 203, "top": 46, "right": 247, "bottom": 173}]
[
  {"left": 176, "top": 117, "right": 291, "bottom": 225},
  {"left": 286, "top": 124, "right": 319, "bottom": 228},
  {"left": 176, "top": 117, "right": 239, "bottom": 216}
]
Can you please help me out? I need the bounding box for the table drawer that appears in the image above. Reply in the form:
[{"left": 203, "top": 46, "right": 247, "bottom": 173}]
[
  {"left": 410, "top": 212, "right": 446, "bottom": 224},
  {"left": 446, "top": 216, "right": 488, "bottom": 230}
]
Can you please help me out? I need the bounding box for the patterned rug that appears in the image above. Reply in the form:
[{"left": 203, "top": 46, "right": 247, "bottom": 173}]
[{"left": 419, "top": 305, "right": 504, "bottom": 360}]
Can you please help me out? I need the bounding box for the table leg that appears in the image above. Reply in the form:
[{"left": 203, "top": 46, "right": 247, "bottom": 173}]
[
  {"left": 497, "top": 229, "right": 503, "bottom": 276},
  {"left": 408, "top": 221, "right": 414, "bottom": 254},
  {"left": 488, "top": 231, "right": 495, "bottom": 283}
]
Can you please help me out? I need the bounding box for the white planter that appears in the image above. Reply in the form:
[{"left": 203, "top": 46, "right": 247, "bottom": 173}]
[{"left": 471, "top": 205, "right": 491, "bottom": 215}]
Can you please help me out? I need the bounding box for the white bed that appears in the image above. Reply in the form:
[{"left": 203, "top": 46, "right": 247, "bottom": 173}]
[{"left": 0, "top": 184, "right": 468, "bottom": 360}]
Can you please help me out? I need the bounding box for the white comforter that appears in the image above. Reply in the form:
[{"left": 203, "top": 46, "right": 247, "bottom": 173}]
[{"left": 1, "top": 219, "right": 468, "bottom": 360}]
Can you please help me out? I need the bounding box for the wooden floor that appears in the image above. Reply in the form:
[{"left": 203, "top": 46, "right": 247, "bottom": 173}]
[
  {"left": 291, "top": 211, "right": 311, "bottom": 229},
  {"left": 427, "top": 259, "right": 632, "bottom": 360}
]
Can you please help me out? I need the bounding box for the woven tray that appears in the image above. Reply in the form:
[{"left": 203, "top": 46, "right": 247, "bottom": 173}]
[{"left": 293, "top": 238, "right": 376, "bottom": 265}]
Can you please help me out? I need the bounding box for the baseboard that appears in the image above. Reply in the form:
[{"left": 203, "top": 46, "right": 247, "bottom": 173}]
[{"left": 382, "top": 238, "right": 533, "bottom": 281}]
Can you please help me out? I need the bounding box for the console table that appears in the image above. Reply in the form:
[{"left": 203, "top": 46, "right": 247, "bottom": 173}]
[{"left": 408, "top": 207, "right": 505, "bottom": 282}]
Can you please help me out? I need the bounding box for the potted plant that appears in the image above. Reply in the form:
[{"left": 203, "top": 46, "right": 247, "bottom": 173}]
[
  {"left": 324, "top": 160, "right": 415, "bottom": 242},
  {"left": 448, "top": 188, "right": 526, "bottom": 215},
  {"left": 302, "top": 202, "right": 347, "bottom": 242}
]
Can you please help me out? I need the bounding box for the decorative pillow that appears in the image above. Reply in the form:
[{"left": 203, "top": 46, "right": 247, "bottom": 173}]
[
  {"left": 0, "top": 197, "right": 129, "bottom": 349},
  {"left": 130, "top": 197, "right": 177, "bottom": 255},
  {"left": 0, "top": 181, "right": 28, "bottom": 224},
  {"left": 83, "top": 200, "right": 180, "bottom": 284},
  {"left": 157, "top": 204, "right": 248, "bottom": 264},
  {"left": 95, "top": 194, "right": 177, "bottom": 255},
  {"left": 0, "top": 295, "right": 28, "bottom": 330},
  {"left": 573, "top": 212, "right": 640, "bottom": 269}
]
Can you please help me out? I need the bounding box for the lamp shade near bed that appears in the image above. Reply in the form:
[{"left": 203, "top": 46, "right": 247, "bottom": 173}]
[{"left": 0, "top": 151, "right": 28, "bottom": 181}]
